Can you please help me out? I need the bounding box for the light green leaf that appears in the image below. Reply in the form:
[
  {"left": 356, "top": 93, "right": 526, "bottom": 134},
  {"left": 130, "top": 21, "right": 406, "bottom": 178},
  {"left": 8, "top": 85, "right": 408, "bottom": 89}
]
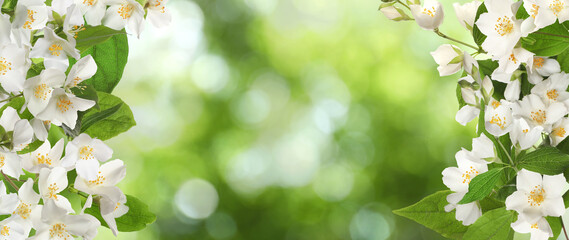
[
  {"left": 517, "top": 147, "right": 569, "bottom": 175},
  {"left": 85, "top": 194, "right": 156, "bottom": 232},
  {"left": 459, "top": 168, "right": 504, "bottom": 204},
  {"left": 393, "top": 191, "right": 469, "bottom": 239},
  {"left": 81, "top": 33, "right": 128, "bottom": 93},
  {"left": 81, "top": 92, "right": 135, "bottom": 140},
  {"left": 0, "top": 97, "right": 33, "bottom": 120},
  {"left": 463, "top": 207, "right": 515, "bottom": 240},
  {"left": 75, "top": 26, "right": 126, "bottom": 53},
  {"left": 522, "top": 23, "right": 569, "bottom": 56}
]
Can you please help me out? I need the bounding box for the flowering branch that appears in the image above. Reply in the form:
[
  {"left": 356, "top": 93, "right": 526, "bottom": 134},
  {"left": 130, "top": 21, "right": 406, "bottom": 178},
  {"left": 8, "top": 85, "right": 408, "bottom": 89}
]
[{"left": 433, "top": 28, "right": 479, "bottom": 51}]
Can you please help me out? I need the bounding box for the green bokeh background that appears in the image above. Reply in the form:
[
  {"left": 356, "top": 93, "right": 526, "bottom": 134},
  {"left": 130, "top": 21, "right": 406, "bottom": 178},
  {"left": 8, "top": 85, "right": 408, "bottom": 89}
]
[{"left": 96, "top": 0, "right": 479, "bottom": 239}]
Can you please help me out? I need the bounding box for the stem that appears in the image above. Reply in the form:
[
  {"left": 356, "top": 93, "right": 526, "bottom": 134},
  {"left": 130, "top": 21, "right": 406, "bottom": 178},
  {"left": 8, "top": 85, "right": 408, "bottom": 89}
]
[
  {"left": 434, "top": 28, "right": 479, "bottom": 51},
  {"left": 0, "top": 94, "right": 22, "bottom": 104},
  {"left": 495, "top": 137, "right": 518, "bottom": 171},
  {"left": 396, "top": 0, "right": 411, "bottom": 10},
  {"left": 1, "top": 172, "right": 18, "bottom": 191},
  {"left": 68, "top": 186, "right": 89, "bottom": 198},
  {"left": 561, "top": 217, "right": 569, "bottom": 240}
]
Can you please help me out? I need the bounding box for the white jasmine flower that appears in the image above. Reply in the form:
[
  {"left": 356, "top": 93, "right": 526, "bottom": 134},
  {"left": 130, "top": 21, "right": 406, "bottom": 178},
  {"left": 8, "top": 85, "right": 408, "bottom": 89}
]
[
  {"left": 36, "top": 88, "right": 95, "bottom": 129},
  {"left": 31, "top": 200, "right": 100, "bottom": 240},
  {"left": 38, "top": 167, "right": 74, "bottom": 213},
  {"left": 0, "top": 107, "right": 33, "bottom": 151},
  {"left": 64, "top": 55, "right": 97, "bottom": 89},
  {"left": 504, "top": 79, "right": 521, "bottom": 101},
  {"left": 475, "top": 0, "right": 522, "bottom": 57},
  {"left": 103, "top": 0, "right": 145, "bottom": 37},
  {"left": 528, "top": 57, "right": 561, "bottom": 84},
  {"left": 532, "top": 0, "right": 569, "bottom": 30},
  {"left": 0, "top": 44, "right": 28, "bottom": 94},
  {"left": 0, "top": 218, "right": 27, "bottom": 240},
  {"left": 62, "top": 4, "right": 86, "bottom": 41},
  {"left": 491, "top": 47, "right": 534, "bottom": 83},
  {"left": 75, "top": 0, "right": 107, "bottom": 26},
  {"left": 23, "top": 69, "right": 66, "bottom": 116},
  {"left": 511, "top": 215, "right": 553, "bottom": 240},
  {"left": 442, "top": 149, "right": 488, "bottom": 225},
  {"left": 0, "top": 181, "right": 19, "bottom": 215},
  {"left": 506, "top": 169, "right": 568, "bottom": 222},
  {"left": 379, "top": 2, "right": 412, "bottom": 21},
  {"left": 430, "top": 44, "right": 463, "bottom": 76},
  {"left": 21, "top": 139, "right": 65, "bottom": 173},
  {"left": 13, "top": 0, "right": 48, "bottom": 31},
  {"left": 409, "top": 0, "right": 444, "bottom": 30},
  {"left": 0, "top": 149, "right": 24, "bottom": 179},
  {"left": 74, "top": 159, "right": 126, "bottom": 208},
  {"left": 471, "top": 134, "right": 495, "bottom": 160},
  {"left": 11, "top": 179, "right": 41, "bottom": 234},
  {"left": 550, "top": 118, "right": 569, "bottom": 146},
  {"left": 30, "top": 119, "right": 49, "bottom": 141},
  {"left": 513, "top": 94, "right": 567, "bottom": 133},
  {"left": 146, "top": 0, "right": 171, "bottom": 28},
  {"left": 29, "top": 28, "right": 80, "bottom": 71},
  {"left": 510, "top": 118, "right": 543, "bottom": 150},
  {"left": 61, "top": 133, "right": 113, "bottom": 181},
  {"left": 485, "top": 98, "right": 514, "bottom": 136},
  {"left": 453, "top": 1, "right": 482, "bottom": 31},
  {"left": 531, "top": 72, "right": 569, "bottom": 105},
  {"left": 100, "top": 192, "right": 128, "bottom": 236}
]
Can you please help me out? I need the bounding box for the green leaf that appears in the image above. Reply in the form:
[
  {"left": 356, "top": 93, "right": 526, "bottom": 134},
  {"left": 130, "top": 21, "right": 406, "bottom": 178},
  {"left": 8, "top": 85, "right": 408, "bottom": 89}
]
[
  {"left": 81, "top": 33, "right": 129, "bottom": 93},
  {"left": 479, "top": 197, "right": 504, "bottom": 212},
  {"left": 81, "top": 92, "right": 135, "bottom": 140},
  {"left": 75, "top": 26, "right": 126, "bottom": 53},
  {"left": 522, "top": 22, "right": 569, "bottom": 56},
  {"left": 457, "top": 83, "right": 467, "bottom": 109},
  {"left": 547, "top": 217, "right": 562, "bottom": 240},
  {"left": 472, "top": 3, "right": 488, "bottom": 47},
  {"left": 556, "top": 135, "right": 569, "bottom": 154},
  {"left": 515, "top": 2, "right": 530, "bottom": 20},
  {"left": 26, "top": 60, "right": 45, "bottom": 79},
  {"left": 463, "top": 208, "right": 515, "bottom": 240},
  {"left": 85, "top": 194, "right": 156, "bottom": 232},
  {"left": 517, "top": 147, "right": 569, "bottom": 175},
  {"left": 477, "top": 59, "right": 498, "bottom": 77},
  {"left": 0, "top": 97, "right": 33, "bottom": 120},
  {"left": 459, "top": 168, "right": 504, "bottom": 204},
  {"left": 393, "top": 191, "right": 469, "bottom": 239},
  {"left": 557, "top": 49, "right": 569, "bottom": 73}
]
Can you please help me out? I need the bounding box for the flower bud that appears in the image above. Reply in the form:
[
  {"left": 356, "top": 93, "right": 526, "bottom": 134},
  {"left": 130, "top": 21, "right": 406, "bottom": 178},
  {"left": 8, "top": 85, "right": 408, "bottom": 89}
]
[
  {"left": 410, "top": 0, "right": 444, "bottom": 30},
  {"left": 379, "top": 3, "right": 412, "bottom": 21},
  {"left": 453, "top": 1, "right": 481, "bottom": 31},
  {"left": 430, "top": 44, "right": 462, "bottom": 76}
]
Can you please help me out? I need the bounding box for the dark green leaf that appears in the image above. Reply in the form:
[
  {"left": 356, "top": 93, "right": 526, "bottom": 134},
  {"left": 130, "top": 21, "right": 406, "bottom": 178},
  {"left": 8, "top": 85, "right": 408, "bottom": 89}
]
[
  {"left": 547, "top": 217, "right": 562, "bottom": 240},
  {"left": 517, "top": 147, "right": 569, "bottom": 175},
  {"left": 85, "top": 194, "right": 156, "bottom": 232},
  {"left": 479, "top": 197, "right": 504, "bottom": 212},
  {"left": 472, "top": 3, "right": 487, "bottom": 47},
  {"left": 81, "top": 33, "right": 128, "bottom": 93},
  {"left": 557, "top": 48, "right": 569, "bottom": 73},
  {"left": 522, "top": 23, "right": 569, "bottom": 56},
  {"left": 393, "top": 191, "right": 469, "bottom": 239},
  {"left": 463, "top": 207, "right": 515, "bottom": 240},
  {"left": 81, "top": 92, "right": 135, "bottom": 140},
  {"left": 75, "top": 26, "right": 126, "bottom": 53},
  {"left": 459, "top": 168, "right": 504, "bottom": 204},
  {"left": 515, "top": 2, "right": 530, "bottom": 20}
]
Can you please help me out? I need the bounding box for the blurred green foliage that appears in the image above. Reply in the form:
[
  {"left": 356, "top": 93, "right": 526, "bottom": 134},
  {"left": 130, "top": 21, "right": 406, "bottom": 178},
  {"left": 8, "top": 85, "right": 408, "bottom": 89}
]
[{"left": 95, "top": 0, "right": 480, "bottom": 239}]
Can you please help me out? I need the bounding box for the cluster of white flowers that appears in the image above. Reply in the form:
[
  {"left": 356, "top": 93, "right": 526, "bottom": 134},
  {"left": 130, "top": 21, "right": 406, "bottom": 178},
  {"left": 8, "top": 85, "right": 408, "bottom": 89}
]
[
  {"left": 382, "top": 0, "right": 569, "bottom": 239},
  {"left": 0, "top": 0, "right": 171, "bottom": 238}
]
